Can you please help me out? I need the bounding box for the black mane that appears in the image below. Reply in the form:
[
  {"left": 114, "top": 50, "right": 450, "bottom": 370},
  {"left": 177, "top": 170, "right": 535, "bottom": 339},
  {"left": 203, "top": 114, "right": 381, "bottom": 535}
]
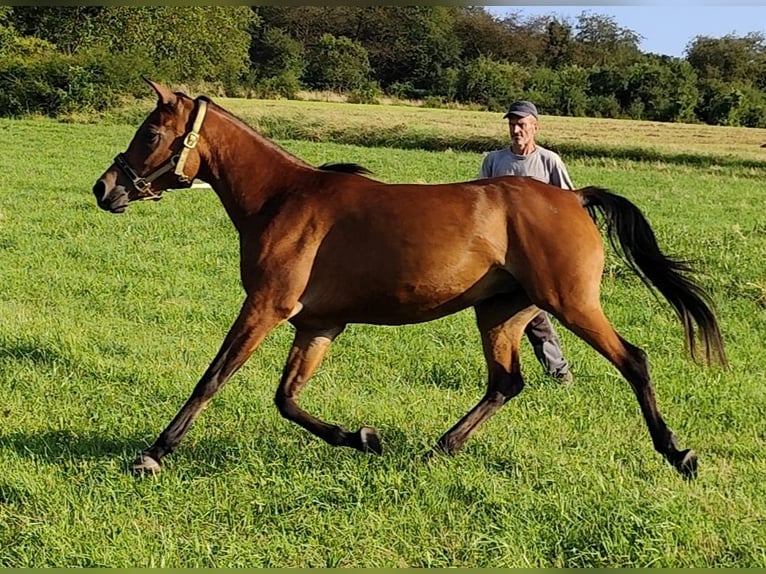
[{"left": 318, "top": 162, "right": 372, "bottom": 175}]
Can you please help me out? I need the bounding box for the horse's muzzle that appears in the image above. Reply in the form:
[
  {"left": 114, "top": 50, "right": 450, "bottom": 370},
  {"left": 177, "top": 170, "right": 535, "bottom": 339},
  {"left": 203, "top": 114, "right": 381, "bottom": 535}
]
[{"left": 93, "top": 179, "right": 129, "bottom": 214}]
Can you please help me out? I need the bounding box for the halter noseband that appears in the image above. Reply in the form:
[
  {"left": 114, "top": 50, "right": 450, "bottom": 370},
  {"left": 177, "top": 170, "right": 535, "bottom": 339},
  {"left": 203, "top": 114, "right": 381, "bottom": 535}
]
[{"left": 114, "top": 97, "right": 208, "bottom": 200}]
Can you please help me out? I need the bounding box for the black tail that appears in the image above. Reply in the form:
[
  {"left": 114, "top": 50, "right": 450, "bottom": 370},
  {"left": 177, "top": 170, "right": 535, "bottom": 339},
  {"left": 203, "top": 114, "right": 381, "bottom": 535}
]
[{"left": 578, "top": 186, "right": 727, "bottom": 367}]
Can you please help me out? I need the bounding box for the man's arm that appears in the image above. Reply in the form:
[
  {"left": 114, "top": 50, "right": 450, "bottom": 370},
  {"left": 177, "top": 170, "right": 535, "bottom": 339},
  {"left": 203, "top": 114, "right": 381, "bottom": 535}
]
[{"left": 549, "top": 156, "right": 574, "bottom": 190}]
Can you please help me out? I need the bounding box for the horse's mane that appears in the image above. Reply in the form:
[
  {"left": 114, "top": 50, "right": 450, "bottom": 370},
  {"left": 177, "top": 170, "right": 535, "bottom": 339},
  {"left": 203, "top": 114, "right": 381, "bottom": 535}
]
[
  {"left": 194, "top": 95, "right": 373, "bottom": 178},
  {"left": 318, "top": 162, "right": 373, "bottom": 175}
]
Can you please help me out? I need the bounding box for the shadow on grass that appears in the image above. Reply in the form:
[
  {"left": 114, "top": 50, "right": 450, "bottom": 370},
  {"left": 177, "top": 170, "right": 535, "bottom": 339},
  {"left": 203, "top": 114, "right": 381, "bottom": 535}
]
[
  {"left": 0, "top": 337, "right": 77, "bottom": 369},
  {"left": 0, "top": 427, "right": 271, "bottom": 479},
  {"left": 0, "top": 332, "right": 457, "bottom": 476},
  {"left": 167, "top": 422, "right": 423, "bottom": 478},
  {"left": 0, "top": 424, "right": 408, "bottom": 478},
  {"left": 0, "top": 428, "right": 149, "bottom": 465}
]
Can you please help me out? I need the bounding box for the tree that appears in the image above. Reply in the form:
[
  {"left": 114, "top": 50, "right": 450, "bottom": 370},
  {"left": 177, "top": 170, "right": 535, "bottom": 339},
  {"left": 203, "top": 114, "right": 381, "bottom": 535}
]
[
  {"left": 452, "top": 7, "right": 511, "bottom": 61},
  {"left": 573, "top": 11, "right": 643, "bottom": 68},
  {"left": 256, "top": 6, "right": 463, "bottom": 99},
  {"left": 102, "top": 7, "right": 256, "bottom": 85},
  {"left": 553, "top": 65, "right": 590, "bottom": 117},
  {"left": 496, "top": 12, "right": 549, "bottom": 67},
  {"left": 352, "top": 7, "right": 461, "bottom": 95},
  {"left": 250, "top": 26, "right": 304, "bottom": 81},
  {"left": 9, "top": 6, "right": 256, "bottom": 87},
  {"left": 254, "top": 7, "right": 358, "bottom": 46},
  {"left": 303, "top": 33, "right": 374, "bottom": 92},
  {"left": 523, "top": 66, "right": 563, "bottom": 115},
  {"left": 249, "top": 26, "right": 305, "bottom": 98},
  {"left": 457, "top": 56, "right": 527, "bottom": 111},
  {"left": 8, "top": 7, "right": 102, "bottom": 54},
  {"left": 543, "top": 19, "right": 575, "bottom": 69},
  {"left": 686, "top": 32, "right": 766, "bottom": 87},
  {"left": 625, "top": 57, "right": 698, "bottom": 123}
]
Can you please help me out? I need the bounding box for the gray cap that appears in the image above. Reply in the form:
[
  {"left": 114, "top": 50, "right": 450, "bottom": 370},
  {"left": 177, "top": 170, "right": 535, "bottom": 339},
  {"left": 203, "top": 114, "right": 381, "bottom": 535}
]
[{"left": 503, "top": 100, "right": 538, "bottom": 119}]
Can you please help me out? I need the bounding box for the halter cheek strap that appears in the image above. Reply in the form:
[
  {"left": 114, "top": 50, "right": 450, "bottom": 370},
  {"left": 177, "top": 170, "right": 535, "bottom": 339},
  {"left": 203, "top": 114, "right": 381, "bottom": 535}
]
[{"left": 174, "top": 98, "right": 207, "bottom": 184}]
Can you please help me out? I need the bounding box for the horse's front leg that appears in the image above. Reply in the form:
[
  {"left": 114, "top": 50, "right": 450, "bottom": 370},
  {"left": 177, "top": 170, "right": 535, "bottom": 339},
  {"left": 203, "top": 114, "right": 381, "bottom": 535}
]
[{"left": 132, "top": 292, "right": 293, "bottom": 475}]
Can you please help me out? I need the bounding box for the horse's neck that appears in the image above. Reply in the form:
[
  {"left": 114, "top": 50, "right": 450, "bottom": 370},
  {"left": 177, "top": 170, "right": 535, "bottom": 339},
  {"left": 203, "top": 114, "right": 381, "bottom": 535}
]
[{"left": 199, "top": 108, "right": 310, "bottom": 230}]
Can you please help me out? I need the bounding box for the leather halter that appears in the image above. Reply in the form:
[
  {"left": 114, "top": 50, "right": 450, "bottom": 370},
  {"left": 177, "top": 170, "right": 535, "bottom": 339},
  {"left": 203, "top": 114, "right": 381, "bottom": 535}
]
[{"left": 113, "top": 98, "right": 208, "bottom": 200}]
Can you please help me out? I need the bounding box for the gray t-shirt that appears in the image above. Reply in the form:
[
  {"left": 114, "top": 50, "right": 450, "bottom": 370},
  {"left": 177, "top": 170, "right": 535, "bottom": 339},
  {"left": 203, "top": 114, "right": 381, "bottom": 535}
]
[{"left": 478, "top": 146, "right": 574, "bottom": 189}]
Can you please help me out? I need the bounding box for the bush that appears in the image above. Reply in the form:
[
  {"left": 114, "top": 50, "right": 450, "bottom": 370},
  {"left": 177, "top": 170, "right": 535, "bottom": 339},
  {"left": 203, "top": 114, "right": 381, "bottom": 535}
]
[
  {"left": 457, "top": 56, "right": 527, "bottom": 111},
  {"left": 251, "top": 72, "right": 302, "bottom": 100},
  {"left": 522, "top": 65, "right": 589, "bottom": 117},
  {"left": 523, "top": 66, "right": 562, "bottom": 115},
  {"left": 586, "top": 94, "right": 622, "bottom": 118},
  {"left": 422, "top": 96, "right": 447, "bottom": 109},
  {"left": 624, "top": 58, "right": 699, "bottom": 122},
  {"left": 347, "top": 80, "right": 381, "bottom": 105},
  {"left": 0, "top": 52, "right": 121, "bottom": 117},
  {"left": 250, "top": 26, "right": 305, "bottom": 88},
  {"left": 737, "top": 84, "right": 766, "bottom": 127},
  {"left": 385, "top": 81, "right": 417, "bottom": 100},
  {"left": 552, "top": 65, "right": 589, "bottom": 117},
  {"left": 696, "top": 79, "right": 745, "bottom": 126},
  {"left": 303, "top": 33, "right": 374, "bottom": 93}
]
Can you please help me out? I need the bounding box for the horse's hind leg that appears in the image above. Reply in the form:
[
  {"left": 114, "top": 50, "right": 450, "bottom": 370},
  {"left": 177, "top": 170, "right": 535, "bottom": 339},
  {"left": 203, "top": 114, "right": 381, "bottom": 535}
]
[
  {"left": 274, "top": 326, "right": 382, "bottom": 454},
  {"left": 555, "top": 304, "right": 698, "bottom": 478},
  {"left": 434, "top": 295, "right": 538, "bottom": 456}
]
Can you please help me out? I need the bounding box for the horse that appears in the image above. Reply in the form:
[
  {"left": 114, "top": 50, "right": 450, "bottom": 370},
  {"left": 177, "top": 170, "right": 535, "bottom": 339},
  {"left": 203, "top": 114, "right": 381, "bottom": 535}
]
[{"left": 92, "top": 79, "right": 727, "bottom": 479}]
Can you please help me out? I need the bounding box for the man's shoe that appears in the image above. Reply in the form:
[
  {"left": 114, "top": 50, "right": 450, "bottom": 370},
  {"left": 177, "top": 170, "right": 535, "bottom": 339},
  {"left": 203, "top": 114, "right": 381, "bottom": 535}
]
[{"left": 556, "top": 371, "right": 574, "bottom": 385}]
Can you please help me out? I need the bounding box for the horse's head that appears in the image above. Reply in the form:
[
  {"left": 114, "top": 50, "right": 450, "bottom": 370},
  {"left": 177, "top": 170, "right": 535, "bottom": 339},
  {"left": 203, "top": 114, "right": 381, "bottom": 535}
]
[{"left": 92, "top": 78, "right": 208, "bottom": 213}]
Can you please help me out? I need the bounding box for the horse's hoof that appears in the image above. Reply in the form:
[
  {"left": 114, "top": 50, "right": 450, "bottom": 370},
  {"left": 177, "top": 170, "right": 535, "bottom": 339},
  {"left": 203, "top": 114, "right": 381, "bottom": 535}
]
[
  {"left": 675, "top": 449, "right": 698, "bottom": 480},
  {"left": 422, "top": 448, "right": 440, "bottom": 463},
  {"left": 423, "top": 441, "right": 454, "bottom": 463},
  {"left": 131, "top": 453, "right": 161, "bottom": 476},
  {"left": 358, "top": 426, "right": 383, "bottom": 455}
]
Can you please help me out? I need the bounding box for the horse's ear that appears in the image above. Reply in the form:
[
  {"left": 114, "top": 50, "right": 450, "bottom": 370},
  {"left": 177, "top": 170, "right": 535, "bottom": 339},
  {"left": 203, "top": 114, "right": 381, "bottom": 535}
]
[{"left": 143, "top": 77, "right": 177, "bottom": 108}]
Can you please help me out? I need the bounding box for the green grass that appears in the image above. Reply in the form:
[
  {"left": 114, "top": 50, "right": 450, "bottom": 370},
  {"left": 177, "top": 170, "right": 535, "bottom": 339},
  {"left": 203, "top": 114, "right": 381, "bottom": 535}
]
[{"left": 0, "top": 112, "right": 764, "bottom": 567}]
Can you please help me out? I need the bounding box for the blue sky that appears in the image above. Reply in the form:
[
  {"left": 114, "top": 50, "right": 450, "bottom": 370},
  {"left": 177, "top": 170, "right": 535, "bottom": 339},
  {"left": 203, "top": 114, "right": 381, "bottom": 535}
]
[{"left": 485, "top": 5, "right": 766, "bottom": 58}]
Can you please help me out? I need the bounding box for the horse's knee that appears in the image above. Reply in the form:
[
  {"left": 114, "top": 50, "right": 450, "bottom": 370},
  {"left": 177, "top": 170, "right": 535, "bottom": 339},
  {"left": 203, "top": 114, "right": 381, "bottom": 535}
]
[
  {"left": 506, "top": 374, "right": 524, "bottom": 400},
  {"left": 491, "top": 373, "right": 524, "bottom": 403}
]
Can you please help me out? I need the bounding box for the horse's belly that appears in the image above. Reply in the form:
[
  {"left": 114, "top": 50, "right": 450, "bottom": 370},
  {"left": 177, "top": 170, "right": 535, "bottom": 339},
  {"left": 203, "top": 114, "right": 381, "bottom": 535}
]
[{"left": 297, "top": 265, "right": 518, "bottom": 326}]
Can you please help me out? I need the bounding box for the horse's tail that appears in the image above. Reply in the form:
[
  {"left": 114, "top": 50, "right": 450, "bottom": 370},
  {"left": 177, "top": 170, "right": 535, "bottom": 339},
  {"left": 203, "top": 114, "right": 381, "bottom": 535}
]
[{"left": 577, "top": 186, "right": 727, "bottom": 367}]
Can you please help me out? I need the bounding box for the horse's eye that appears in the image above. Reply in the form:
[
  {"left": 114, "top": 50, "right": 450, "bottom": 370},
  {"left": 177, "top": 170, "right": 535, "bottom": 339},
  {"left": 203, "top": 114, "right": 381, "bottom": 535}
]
[{"left": 145, "top": 129, "right": 160, "bottom": 145}]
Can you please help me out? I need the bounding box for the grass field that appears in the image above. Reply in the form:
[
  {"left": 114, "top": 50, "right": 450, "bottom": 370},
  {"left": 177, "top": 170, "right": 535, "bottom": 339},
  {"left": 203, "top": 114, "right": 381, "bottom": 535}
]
[{"left": 0, "top": 102, "right": 765, "bottom": 567}]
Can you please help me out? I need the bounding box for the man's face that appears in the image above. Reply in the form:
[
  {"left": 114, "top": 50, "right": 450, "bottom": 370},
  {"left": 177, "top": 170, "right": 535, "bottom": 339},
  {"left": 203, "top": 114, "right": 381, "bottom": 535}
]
[{"left": 508, "top": 115, "right": 538, "bottom": 149}]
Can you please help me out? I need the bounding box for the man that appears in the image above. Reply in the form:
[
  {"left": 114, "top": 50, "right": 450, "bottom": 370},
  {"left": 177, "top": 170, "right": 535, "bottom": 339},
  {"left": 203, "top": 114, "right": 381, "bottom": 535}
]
[{"left": 478, "top": 100, "right": 574, "bottom": 384}]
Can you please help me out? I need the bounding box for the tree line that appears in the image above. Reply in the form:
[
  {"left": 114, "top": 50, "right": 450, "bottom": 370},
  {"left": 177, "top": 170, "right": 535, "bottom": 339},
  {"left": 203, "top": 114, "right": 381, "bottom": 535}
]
[{"left": 2, "top": 6, "right": 766, "bottom": 127}]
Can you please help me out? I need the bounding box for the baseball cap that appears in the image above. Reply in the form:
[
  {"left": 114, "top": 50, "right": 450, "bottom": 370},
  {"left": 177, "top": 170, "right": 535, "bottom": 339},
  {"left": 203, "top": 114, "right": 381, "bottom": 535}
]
[{"left": 503, "top": 100, "right": 538, "bottom": 119}]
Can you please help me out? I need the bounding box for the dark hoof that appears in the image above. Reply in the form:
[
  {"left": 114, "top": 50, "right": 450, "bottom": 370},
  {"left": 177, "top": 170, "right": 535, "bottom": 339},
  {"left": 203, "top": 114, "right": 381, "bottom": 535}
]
[
  {"left": 422, "top": 448, "right": 441, "bottom": 463},
  {"left": 674, "top": 449, "right": 698, "bottom": 479},
  {"left": 424, "top": 442, "right": 455, "bottom": 462},
  {"left": 131, "top": 453, "right": 162, "bottom": 476},
  {"left": 358, "top": 426, "right": 383, "bottom": 455}
]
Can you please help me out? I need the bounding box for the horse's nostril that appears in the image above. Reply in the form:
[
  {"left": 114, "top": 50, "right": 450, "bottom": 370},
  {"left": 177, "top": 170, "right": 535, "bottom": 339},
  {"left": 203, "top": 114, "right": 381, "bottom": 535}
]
[{"left": 93, "top": 180, "right": 106, "bottom": 200}]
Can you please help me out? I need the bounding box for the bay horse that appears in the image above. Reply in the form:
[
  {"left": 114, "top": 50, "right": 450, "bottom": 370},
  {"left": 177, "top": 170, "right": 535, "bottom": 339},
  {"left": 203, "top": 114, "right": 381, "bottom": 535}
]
[{"left": 92, "top": 79, "right": 726, "bottom": 479}]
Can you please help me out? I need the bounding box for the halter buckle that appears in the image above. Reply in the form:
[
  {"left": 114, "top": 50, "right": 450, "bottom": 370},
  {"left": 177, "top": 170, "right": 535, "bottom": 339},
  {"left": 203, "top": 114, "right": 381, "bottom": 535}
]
[
  {"left": 134, "top": 178, "right": 151, "bottom": 193},
  {"left": 183, "top": 132, "right": 200, "bottom": 149}
]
